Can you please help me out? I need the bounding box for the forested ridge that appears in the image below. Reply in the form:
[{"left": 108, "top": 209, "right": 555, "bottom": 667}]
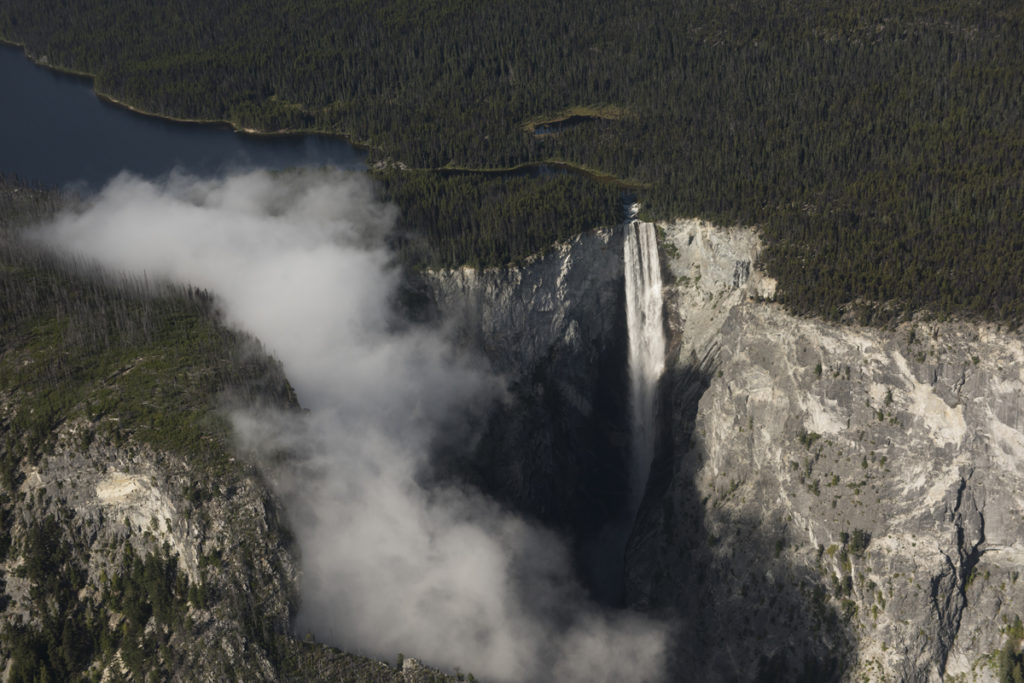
[{"left": 2, "top": 1, "right": 1024, "bottom": 322}]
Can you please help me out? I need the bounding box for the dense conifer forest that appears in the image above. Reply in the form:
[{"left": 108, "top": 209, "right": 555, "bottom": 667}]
[
  {"left": 0, "top": 179, "right": 295, "bottom": 468},
  {"left": 2, "top": 1, "right": 1023, "bottom": 322},
  {"left": 376, "top": 168, "right": 624, "bottom": 268}
]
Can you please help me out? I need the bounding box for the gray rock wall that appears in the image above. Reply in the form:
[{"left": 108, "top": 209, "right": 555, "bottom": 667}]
[
  {"left": 0, "top": 411, "right": 297, "bottom": 680},
  {"left": 424, "top": 227, "right": 624, "bottom": 374},
  {"left": 413, "top": 216, "right": 1024, "bottom": 681},
  {"left": 420, "top": 229, "right": 634, "bottom": 598},
  {"left": 628, "top": 219, "right": 1024, "bottom": 682}
]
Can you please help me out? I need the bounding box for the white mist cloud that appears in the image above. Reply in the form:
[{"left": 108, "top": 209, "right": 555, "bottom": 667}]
[{"left": 36, "top": 168, "right": 667, "bottom": 682}]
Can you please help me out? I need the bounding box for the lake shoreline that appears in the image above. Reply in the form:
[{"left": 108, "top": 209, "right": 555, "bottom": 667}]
[
  {"left": 1, "top": 37, "right": 638, "bottom": 189},
  {"left": 0, "top": 38, "right": 375, "bottom": 149}
]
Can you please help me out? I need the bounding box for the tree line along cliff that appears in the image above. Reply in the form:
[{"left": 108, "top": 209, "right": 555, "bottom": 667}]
[{"left": 2, "top": 0, "right": 1024, "bottom": 323}]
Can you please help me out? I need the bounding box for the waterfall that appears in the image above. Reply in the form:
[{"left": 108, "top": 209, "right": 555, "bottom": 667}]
[
  {"left": 624, "top": 218, "right": 666, "bottom": 509},
  {"left": 562, "top": 215, "right": 669, "bottom": 605}
]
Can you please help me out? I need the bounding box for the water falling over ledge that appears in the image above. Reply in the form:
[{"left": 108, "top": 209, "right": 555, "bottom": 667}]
[
  {"left": 567, "top": 213, "right": 668, "bottom": 605},
  {"left": 624, "top": 217, "right": 666, "bottom": 510}
]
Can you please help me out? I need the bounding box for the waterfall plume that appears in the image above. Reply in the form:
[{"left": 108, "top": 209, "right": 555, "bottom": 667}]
[{"left": 624, "top": 217, "right": 666, "bottom": 509}]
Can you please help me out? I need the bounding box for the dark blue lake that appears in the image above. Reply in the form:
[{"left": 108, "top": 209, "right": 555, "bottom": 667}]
[{"left": 0, "top": 43, "right": 365, "bottom": 189}]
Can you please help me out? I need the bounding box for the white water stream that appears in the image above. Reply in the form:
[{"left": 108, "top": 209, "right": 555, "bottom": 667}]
[
  {"left": 551, "top": 211, "right": 669, "bottom": 605},
  {"left": 624, "top": 217, "right": 666, "bottom": 509}
]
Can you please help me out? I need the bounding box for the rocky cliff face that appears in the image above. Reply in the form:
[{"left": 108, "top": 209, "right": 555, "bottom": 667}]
[
  {"left": 0, "top": 410, "right": 296, "bottom": 680},
  {"left": 424, "top": 228, "right": 624, "bottom": 375},
  {"left": 628, "top": 219, "right": 1024, "bottom": 682},
  {"left": 422, "top": 229, "right": 634, "bottom": 586},
  {"left": 424, "top": 217, "right": 1024, "bottom": 682}
]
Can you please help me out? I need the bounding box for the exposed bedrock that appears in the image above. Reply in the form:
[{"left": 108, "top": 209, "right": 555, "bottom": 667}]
[
  {"left": 418, "top": 229, "right": 633, "bottom": 601},
  {"left": 422, "top": 216, "right": 1024, "bottom": 682}
]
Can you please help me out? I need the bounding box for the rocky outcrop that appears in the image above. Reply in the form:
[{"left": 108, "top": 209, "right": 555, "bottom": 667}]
[
  {"left": 0, "top": 406, "right": 294, "bottom": 680},
  {"left": 627, "top": 218, "right": 1024, "bottom": 682},
  {"left": 0, "top": 376, "right": 462, "bottom": 683}
]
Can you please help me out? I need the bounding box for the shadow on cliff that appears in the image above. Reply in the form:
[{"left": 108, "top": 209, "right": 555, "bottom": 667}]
[
  {"left": 471, "top": 297, "right": 631, "bottom": 598},
  {"left": 397, "top": 254, "right": 853, "bottom": 680},
  {"left": 412, "top": 270, "right": 636, "bottom": 607},
  {"left": 625, "top": 353, "right": 854, "bottom": 682}
]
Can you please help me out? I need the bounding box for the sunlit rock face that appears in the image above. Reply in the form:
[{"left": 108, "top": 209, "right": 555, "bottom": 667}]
[
  {"left": 629, "top": 219, "right": 1024, "bottom": 683},
  {"left": 419, "top": 213, "right": 1024, "bottom": 682}
]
